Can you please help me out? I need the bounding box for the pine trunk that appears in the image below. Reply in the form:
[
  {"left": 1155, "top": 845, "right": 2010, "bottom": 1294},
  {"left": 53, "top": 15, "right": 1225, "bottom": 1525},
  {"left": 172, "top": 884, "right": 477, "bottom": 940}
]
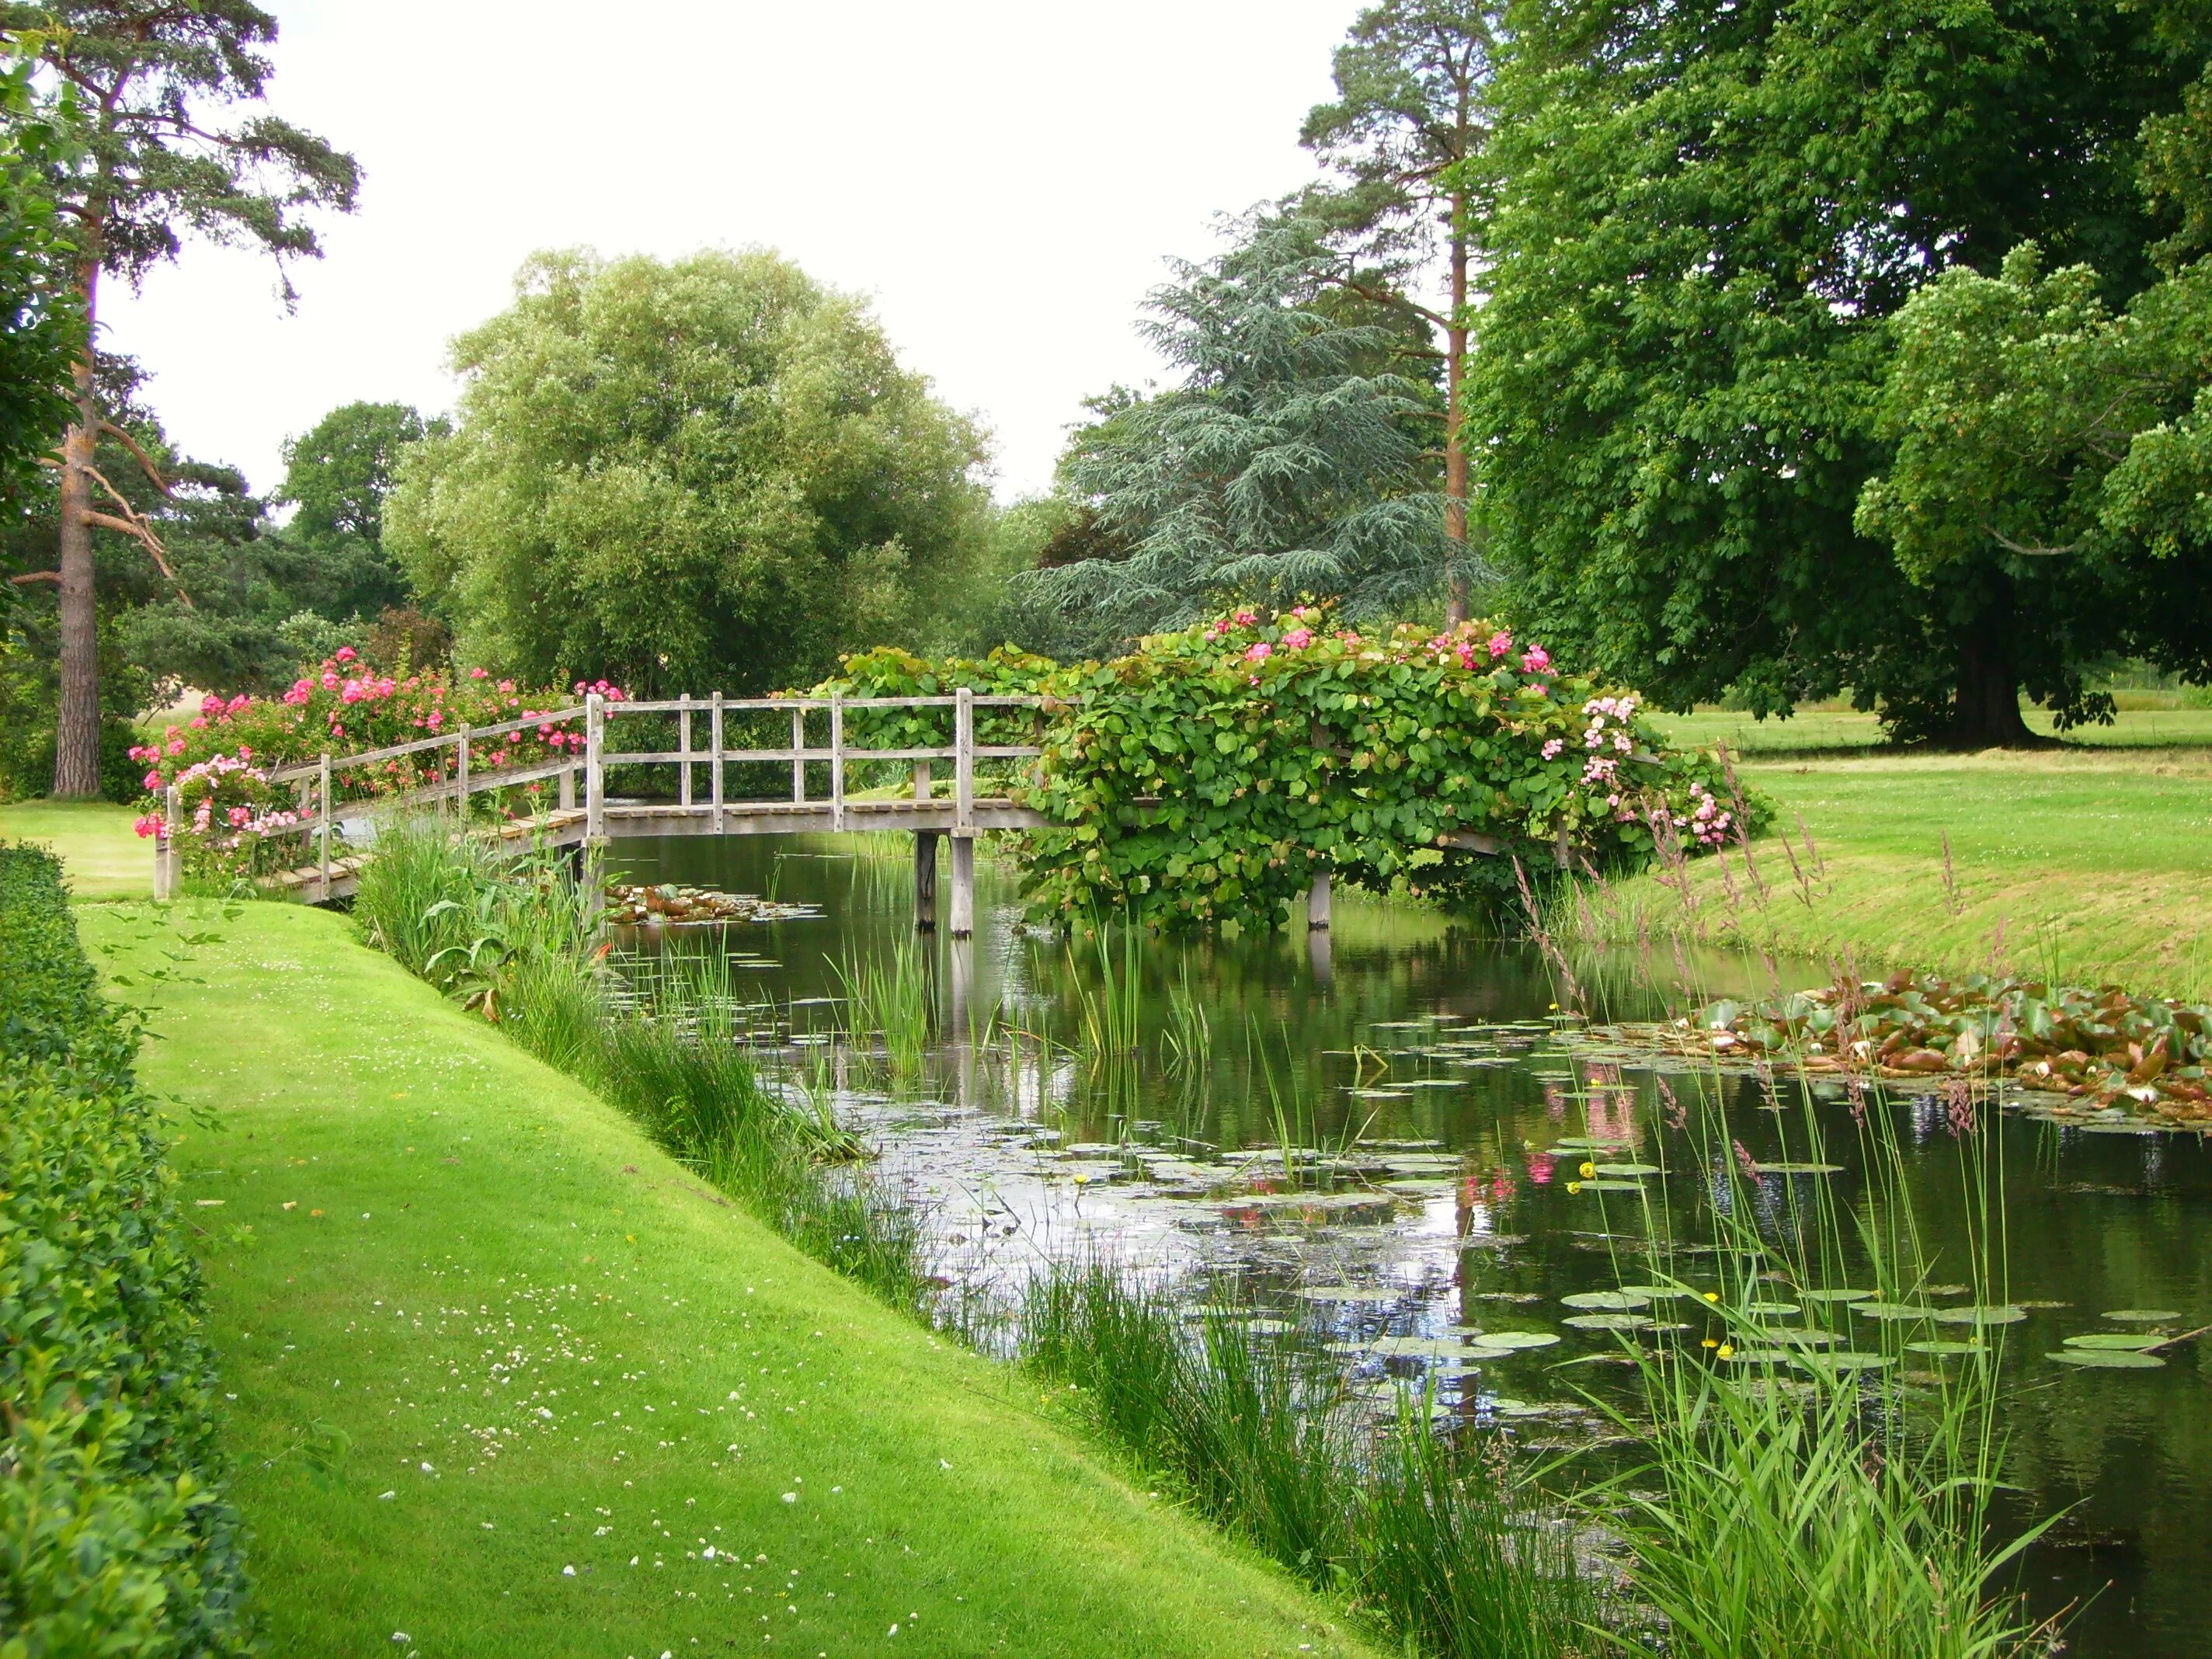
[
  {"left": 51, "top": 255, "right": 101, "bottom": 799},
  {"left": 1443, "top": 218, "right": 1469, "bottom": 626}
]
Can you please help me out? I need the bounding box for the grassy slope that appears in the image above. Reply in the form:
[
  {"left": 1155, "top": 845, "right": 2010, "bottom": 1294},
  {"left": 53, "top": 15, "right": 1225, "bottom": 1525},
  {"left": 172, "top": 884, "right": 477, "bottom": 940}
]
[
  {"left": 1598, "top": 713, "right": 2212, "bottom": 998},
  {"left": 81, "top": 899, "right": 1371, "bottom": 1659},
  {"left": 0, "top": 799, "right": 146, "bottom": 896}
]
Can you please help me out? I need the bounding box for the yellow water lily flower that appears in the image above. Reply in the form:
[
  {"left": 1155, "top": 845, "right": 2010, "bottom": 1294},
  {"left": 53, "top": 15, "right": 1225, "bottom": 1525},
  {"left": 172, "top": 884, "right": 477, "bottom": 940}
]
[
  {"left": 1716, "top": 1343, "right": 1735, "bottom": 1358},
  {"left": 1566, "top": 1181, "right": 1583, "bottom": 1195},
  {"left": 1702, "top": 1291, "right": 1720, "bottom": 1303},
  {"left": 1578, "top": 1161, "right": 1596, "bottom": 1178},
  {"left": 1701, "top": 1337, "right": 1718, "bottom": 1349}
]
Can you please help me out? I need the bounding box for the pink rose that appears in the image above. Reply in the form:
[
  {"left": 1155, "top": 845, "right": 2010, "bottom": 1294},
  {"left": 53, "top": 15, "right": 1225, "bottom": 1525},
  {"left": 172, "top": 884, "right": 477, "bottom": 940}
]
[
  {"left": 1282, "top": 628, "right": 1313, "bottom": 649},
  {"left": 335, "top": 646, "right": 356, "bottom": 663},
  {"left": 1521, "top": 645, "right": 1552, "bottom": 673},
  {"left": 1487, "top": 631, "right": 1513, "bottom": 659},
  {"left": 143, "top": 770, "right": 162, "bottom": 791},
  {"left": 470, "top": 666, "right": 489, "bottom": 679},
  {"left": 1234, "top": 608, "right": 1258, "bottom": 626},
  {"left": 1245, "top": 642, "right": 1273, "bottom": 663}
]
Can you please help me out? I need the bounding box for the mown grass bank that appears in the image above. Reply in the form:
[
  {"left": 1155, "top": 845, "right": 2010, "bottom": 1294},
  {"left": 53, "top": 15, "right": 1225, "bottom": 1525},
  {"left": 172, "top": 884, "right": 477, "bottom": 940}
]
[
  {"left": 81, "top": 897, "right": 1373, "bottom": 1659},
  {"left": 0, "top": 798, "right": 148, "bottom": 896},
  {"left": 1577, "top": 731, "right": 2212, "bottom": 999}
]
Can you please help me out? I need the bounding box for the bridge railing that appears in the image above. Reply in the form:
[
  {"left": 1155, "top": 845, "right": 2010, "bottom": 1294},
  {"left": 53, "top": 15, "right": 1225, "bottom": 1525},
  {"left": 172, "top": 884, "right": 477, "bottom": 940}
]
[{"left": 152, "top": 690, "right": 1055, "bottom": 899}]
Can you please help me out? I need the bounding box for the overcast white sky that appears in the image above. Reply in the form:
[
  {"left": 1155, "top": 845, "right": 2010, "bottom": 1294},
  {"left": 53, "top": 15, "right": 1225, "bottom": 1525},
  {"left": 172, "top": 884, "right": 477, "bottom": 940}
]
[{"left": 97, "top": 0, "right": 1360, "bottom": 502}]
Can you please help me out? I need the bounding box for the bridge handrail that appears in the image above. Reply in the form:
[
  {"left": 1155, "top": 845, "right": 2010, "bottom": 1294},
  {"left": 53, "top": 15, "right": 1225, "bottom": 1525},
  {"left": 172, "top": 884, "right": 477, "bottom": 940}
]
[{"left": 158, "top": 690, "right": 1059, "bottom": 900}]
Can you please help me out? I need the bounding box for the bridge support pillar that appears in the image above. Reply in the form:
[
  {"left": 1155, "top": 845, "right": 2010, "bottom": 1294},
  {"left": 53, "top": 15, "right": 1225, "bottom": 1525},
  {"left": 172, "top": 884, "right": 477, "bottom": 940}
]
[
  {"left": 1307, "top": 870, "right": 1332, "bottom": 930},
  {"left": 948, "top": 835, "right": 976, "bottom": 937},
  {"left": 913, "top": 830, "right": 939, "bottom": 931}
]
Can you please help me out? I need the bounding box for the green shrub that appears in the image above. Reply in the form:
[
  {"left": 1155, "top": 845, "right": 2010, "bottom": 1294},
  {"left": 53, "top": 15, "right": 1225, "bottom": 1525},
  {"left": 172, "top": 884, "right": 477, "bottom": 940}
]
[
  {"left": 0, "top": 844, "right": 250, "bottom": 1656},
  {"left": 819, "top": 605, "right": 1769, "bottom": 928}
]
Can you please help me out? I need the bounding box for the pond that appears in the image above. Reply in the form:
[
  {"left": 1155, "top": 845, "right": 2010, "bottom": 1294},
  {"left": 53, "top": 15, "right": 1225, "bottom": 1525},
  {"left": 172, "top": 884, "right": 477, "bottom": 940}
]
[{"left": 609, "top": 833, "right": 2212, "bottom": 1659}]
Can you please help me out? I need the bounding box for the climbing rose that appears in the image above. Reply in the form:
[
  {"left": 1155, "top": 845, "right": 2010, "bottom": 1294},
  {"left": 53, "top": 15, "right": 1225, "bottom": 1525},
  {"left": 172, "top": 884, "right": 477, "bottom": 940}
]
[
  {"left": 1245, "top": 642, "right": 1273, "bottom": 663},
  {"left": 1281, "top": 628, "right": 1313, "bottom": 650},
  {"left": 1521, "top": 645, "right": 1552, "bottom": 673},
  {"left": 1488, "top": 631, "right": 1513, "bottom": 659}
]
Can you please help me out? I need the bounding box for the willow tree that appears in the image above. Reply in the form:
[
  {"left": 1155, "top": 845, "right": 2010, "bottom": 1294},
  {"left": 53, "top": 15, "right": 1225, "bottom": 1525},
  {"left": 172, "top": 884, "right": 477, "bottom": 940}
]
[
  {"left": 384, "top": 249, "right": 989, "bottom": 697},
  {"left": 1301, "top": 0, "right": 1503, "bottom": 621},
  {"left": 5, "top": 1, "right": 356, "bottom": 796}
]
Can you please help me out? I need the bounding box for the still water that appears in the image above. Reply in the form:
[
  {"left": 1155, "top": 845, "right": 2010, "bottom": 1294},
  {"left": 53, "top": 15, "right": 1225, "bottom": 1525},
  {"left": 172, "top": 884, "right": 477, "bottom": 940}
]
[{"left": 610, "top": 834, "right": 2212, "bottom": 1658}]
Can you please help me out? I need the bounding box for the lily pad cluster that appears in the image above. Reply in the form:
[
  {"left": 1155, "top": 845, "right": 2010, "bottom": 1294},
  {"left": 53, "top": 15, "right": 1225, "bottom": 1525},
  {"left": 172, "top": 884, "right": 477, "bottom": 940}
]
[
  {"left": 605, "top": 882, "right": 820, "bottom": 926},
  {"left": 1637, "top": 969, "right": 2212, "bottom": 1125},
  {"left": 812, "top": 606, "right": 1765, "bottom": 929}
]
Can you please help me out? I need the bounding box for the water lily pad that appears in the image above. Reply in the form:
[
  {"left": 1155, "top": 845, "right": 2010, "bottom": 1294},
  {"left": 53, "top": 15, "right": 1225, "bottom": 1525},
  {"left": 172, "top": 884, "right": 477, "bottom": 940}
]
[
  {"left": 1800, "top": 1289, "right": 1875, "bottom": 1303},
  {"left": 1799, "top": 1351, "right": 1897, "bottom": 1371},
  {"left": 1562, "top": 1290, "right": 1650, "bottom": 1310},
  {"left": 1347, "top": 1087, "right": 1414, "bottom": 1100},
  {"left": 1548, "top": 1137, "right": 1616, "bottom": 1150},
  {"left": 1759, "top": 1327, "right": 1841, "bottom": 1348},
  {"left": 1563, "top": 1312, "right": 1654, "bottom": 1331},
  {"left": 2102, "top": 1309, "right": 2182, "bottom": 1323},
  {"left": 2062, "top": 1333, "right": 2165, "bottom": 1351},
  {"left": 1724, "top": 1348, "right": 1798, "bottom": 1365},
  {"left": 1907, "top": 1339, "right": 1986, "bottom": 1357},
  {"left": 1579, "top": 1179, "right": 1649, "bottom": 1193},
  {"left": 1619, "top": 1284, "right": 1698, "bottom": 1299},
  {"left": 1932, "top": 1304, "right": 2026, "bottom": 1327},
  {"left": 1754, "top": 1161, "right": 1845, "bottom": 1176},
  {"left": 1594, "top": 1162, "right": 1664, "bottom": 1177},
  {"left": 1469, "top": 1330, "right": 1561, "bottom": 1350},
  {"left": 1369, "top": 1335, "right": 1489, "bottom": 1359},
  {"left": 1852, "top": 1302, "right": 1936, "bottom": 1321},
  {"left": 2048, "top": 1348, "right": 2165, "bottom": 1369},
  {"left": 1742, "top": 1300, "right": 1803, "bottom": 1318}
]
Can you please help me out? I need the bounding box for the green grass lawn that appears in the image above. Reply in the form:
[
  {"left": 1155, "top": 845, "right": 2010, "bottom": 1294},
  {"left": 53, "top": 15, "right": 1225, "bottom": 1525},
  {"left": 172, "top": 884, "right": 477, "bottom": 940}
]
[
  {"left": 82, "top": 899, "right": 1372, "bottom": 1659},
  {"left": 0, "top": 798, "right": 147, "bottom": 896},
  {"left": 1573, "top": 741, "right": 2212, "bottom": 999},
  {"left": 1654, "top": 702, "right": 2212, "bottom": 756}
]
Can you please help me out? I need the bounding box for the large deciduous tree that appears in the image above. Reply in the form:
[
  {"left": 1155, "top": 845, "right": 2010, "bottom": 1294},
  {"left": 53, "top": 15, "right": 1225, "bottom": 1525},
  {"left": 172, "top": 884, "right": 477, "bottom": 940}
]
[
  {"left": 4, "top": 0, "right": 356, "bottom": 796},
  {"left": 1470, "top": 0, "right": 2206, "bottom": 744},
  {"left": 1021, "top": 215, "right": 1445, "bottom": 656},
  {"left": 1300, "top": 0, "right": 1503, "bottom": 621},
  {"left": 384, "top": 249, "right": 989, "bottom": 697}
]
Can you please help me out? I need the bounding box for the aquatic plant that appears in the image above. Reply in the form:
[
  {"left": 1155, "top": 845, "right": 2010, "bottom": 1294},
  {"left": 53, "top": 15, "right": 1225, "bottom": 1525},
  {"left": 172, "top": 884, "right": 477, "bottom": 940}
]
[{"left": 833, "top": 938, "right": 933, "bottom": 1073}]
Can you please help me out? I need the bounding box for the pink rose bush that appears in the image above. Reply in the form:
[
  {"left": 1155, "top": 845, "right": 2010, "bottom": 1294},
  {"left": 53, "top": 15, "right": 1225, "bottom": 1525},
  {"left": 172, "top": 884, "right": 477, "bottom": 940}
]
[{"left": 134, "top": 649, "right": 625, "bottom": 875}]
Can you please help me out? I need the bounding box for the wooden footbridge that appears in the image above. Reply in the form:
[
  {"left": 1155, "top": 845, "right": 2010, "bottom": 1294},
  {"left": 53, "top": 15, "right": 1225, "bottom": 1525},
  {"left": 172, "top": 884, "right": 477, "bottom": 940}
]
[{"left": 151, "top": 690, "right": 1063, "bottom": 936}]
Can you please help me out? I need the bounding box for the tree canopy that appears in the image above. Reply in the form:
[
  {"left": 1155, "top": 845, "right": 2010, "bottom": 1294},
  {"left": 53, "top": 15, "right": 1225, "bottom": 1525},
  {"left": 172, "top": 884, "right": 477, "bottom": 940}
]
[
  {"left": 385, "top": 249, "right": 989, "bottom": 698},
  {"left": 1021, "top": 215, "right": 1446, "bottom": 656},
  {"left": 1468, "top": 0, "right": 2210, "bottom": 743}
]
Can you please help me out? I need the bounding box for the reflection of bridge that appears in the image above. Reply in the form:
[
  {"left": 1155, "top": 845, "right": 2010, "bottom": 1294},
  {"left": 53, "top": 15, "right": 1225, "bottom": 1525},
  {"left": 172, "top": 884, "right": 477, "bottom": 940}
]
[{"left": 151, "top": 690, "right": 1056, "bottom": 937}]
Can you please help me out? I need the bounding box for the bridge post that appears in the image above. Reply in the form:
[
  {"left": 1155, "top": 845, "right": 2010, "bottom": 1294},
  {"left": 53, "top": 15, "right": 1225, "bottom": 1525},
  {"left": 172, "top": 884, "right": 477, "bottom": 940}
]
[
  {"left": 1307, "top": 869, "right": 1331, "bottom": 930},
  {"left": 455, "top": 724, "right": 471, "bottom": 823},
  {"left": 679, "top": 694, "right": 694, "bottom": 808},
  {"left": 830, "top": 694, "right": 845, "bottom": 832},
  {"left": 948, "top": 834, "right": 975, "bottom": 937},
  {"left": 318, "top": 752, "right": 332, "bottom": 899},
  {"left": 790, "top": 705, "right": 805, "bottom": 802},
  {"left": 710, "top": 692, "right": 725, "bottom": 833},
  {"left": 914, "top": 831, "right": 939, "bottom": 930},
  {"left": 155, "top": 784, "right": 181, "bottom": 899},
  {"left": 585, "top": 693, "right": 605, "bottom": 845}
]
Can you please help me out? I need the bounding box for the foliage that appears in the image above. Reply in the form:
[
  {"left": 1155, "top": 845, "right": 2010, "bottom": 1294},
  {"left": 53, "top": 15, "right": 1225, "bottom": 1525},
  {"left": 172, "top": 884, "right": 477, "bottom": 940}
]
[
  {"left": 0, "top": 45, "right": 81, "bottom": 493},
  {"left": 1467, "top": 0, "right": 2210, "bottom": 746},
  {"left": 0, "top": 844, "right": 249, "bottom": 1654},
  {"left": 385, "top": 248, "right": 990, "bottom": 700},
  {"left": 1021, "top": 216, "right": 1449, "bottom": 655},
  {"left": 1854, "top": 244, "right": 2212, "bottom": 720},
  {"left": 821, "top": 605, "right": 1762, "bottom": 929}
]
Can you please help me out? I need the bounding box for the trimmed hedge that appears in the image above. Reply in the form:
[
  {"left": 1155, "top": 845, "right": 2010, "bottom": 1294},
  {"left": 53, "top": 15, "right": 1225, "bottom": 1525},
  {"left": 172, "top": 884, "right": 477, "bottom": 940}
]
[{"left": 0, "top": 845, "right": 249, "bottom": 1657}]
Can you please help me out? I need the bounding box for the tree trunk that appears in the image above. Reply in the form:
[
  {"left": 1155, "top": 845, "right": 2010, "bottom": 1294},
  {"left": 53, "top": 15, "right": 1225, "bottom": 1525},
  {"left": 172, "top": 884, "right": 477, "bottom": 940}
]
[
  {"left": 1442, "top": 217, "right": 1470, "bottom": 626},
  {"left": 51, "top": 254, "right": 101, "bottom": 799},
  {"left": 1945, "top": 597, "right": 2038, "bottom": 749}
]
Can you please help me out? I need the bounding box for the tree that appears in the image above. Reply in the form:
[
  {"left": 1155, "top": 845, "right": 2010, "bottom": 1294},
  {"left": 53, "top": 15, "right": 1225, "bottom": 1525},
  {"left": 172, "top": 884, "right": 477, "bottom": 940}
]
[
  {"left": 4, "top": 1, "right": 356, "bottom": 796},
  {"left": 1469, "top": 0, "right": 2206, "bottom": 744},
  {"left": 274, "top": 399, "right": 440, "bottom": 624},
  {"left": 384, "top": 248, "right": 990, "bottom": 697},
  {"left": 1023, "top": 215, "right": 1446, "bottom": 656},
  {"left": 1301, "top": 0, "right": 1504, "bottom": 621}
]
